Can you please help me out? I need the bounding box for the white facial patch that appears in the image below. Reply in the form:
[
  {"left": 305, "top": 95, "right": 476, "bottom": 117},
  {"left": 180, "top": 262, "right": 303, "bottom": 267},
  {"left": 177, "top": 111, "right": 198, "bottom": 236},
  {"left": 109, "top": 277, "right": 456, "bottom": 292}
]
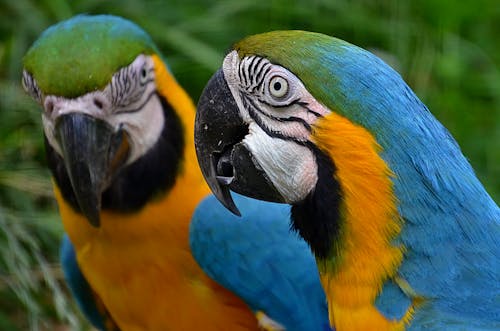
[
  {"left": 106, "top": 95, "right": 164, "bottom": 165},
  {"left": 40, "top": 55, "right": 165, "bottom": 165},
  {"left": 243, "top": 122, "right": 318, "bottom": 203}
]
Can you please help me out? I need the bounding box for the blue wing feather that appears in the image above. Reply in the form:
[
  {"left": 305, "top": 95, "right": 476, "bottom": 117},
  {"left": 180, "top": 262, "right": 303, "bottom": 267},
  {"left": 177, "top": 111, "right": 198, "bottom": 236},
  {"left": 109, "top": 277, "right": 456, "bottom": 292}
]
[
  {"left": 190, "top": 193, "right": 332, "bottom": 331},
  {"left": 60, "top": 234, "right": 107, "bottom": 330}
]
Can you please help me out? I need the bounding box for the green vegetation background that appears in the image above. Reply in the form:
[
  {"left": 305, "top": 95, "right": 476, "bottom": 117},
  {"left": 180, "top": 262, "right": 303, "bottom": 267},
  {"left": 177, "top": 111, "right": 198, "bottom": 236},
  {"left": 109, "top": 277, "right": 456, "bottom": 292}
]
[{"left": 0, "top": 0, "right": 498, "bottom": 329}]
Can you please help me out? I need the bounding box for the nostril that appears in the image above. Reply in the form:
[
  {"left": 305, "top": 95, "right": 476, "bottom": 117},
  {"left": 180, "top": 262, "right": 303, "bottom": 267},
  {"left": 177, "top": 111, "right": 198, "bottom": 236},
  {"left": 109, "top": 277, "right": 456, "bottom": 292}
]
[
  {"left": 45, "top": 100, "right": 54, "bottom": 114},
  {"left": 93, "top": 98, "right": 104, "bottom": 109}
]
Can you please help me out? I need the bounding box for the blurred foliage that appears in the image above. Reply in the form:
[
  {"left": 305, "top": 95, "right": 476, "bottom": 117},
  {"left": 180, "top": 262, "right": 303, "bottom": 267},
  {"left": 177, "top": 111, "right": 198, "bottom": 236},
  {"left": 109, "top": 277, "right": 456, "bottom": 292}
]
[{"left": 0, "top": 0, "right": 498, "bottom": 329}]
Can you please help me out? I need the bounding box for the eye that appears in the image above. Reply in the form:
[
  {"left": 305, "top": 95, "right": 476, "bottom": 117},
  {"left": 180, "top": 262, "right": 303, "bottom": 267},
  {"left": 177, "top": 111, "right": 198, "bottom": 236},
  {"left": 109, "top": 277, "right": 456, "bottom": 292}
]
[
  {"left": 269, "top": 75, "right": 288, "bottom": 98},
  {"left": 139, "top": 66, "right": 148, "bottom": 85}
]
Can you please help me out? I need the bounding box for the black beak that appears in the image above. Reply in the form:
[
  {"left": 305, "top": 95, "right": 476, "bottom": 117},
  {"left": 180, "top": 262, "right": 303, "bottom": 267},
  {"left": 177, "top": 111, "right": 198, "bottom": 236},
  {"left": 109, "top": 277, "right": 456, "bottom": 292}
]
[
  {"left": 195, "top": 69, "right": 284, "bottom": 216},
  {"left": 54, "top": 113, "right": 127, "bottom": 227}
]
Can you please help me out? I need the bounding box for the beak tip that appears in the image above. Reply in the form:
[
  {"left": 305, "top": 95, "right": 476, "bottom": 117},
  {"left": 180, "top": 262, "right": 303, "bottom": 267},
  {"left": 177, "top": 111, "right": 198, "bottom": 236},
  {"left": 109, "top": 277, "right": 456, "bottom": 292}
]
[
  {"left": 81, "top": 204, "right": 101, "bottom": 228},
  {"left": 210, "top": 183, "right": 242, "bottom": 217},
  {"left": 224, "top": 200, "right": 241, "bottom": 217}
]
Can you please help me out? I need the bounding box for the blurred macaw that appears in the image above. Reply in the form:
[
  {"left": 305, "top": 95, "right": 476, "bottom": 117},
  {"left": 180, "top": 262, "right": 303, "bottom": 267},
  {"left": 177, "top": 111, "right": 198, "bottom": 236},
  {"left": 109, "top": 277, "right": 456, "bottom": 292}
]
[
  {"left": 22, "top": 18, "right": 330, "bottom": 330},
  {"left": 194, "top": 31, "right": 500, "bottom": 331}
]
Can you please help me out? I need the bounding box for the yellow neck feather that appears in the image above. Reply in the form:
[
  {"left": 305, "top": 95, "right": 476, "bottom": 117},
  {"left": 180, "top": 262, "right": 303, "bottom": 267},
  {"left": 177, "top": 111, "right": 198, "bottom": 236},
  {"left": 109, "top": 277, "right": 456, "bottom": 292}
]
[
  {"left": 312, "top": 112, "right": 411, "bottom": 331},
  {"left": 151, "top": 54, "right": 199, "bottom": 176}
]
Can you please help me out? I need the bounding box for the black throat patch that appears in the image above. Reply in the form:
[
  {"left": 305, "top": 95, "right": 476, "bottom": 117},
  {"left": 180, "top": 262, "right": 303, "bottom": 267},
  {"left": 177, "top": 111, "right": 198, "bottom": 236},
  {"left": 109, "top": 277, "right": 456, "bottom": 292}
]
[
  {"left": 45, "top": 93, "right": 185, "bottom": 214},
  {"left": 291, "top": 144, "right": 342, "bottom": 259}
]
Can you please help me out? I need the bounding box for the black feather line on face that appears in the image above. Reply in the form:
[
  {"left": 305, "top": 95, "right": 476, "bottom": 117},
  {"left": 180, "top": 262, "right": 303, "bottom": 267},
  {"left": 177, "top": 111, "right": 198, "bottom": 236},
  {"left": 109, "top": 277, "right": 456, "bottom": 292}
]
[
  {"left": 250, "top": 57, "right": 266, "bottom": 90},
  {"left": 291, "top": 144, "right": 343, "bottom": 259},
  {"left": 242, "top": 94, "right": 309, "bottom": 145},
  {"left": 46, "top": 93, "right": 184, "bottom": 215},
  {"left": 252, "top": 65, "right": 272, "bottom": 93},
  {"left": 296, "top": 101, "right": 322, "bottom": 118},
  {"left": 253, "top": 98, "right": 312, "bottom": 132},
  {"left": 114, "top": 89, "right": 156, "bottom": 114}
]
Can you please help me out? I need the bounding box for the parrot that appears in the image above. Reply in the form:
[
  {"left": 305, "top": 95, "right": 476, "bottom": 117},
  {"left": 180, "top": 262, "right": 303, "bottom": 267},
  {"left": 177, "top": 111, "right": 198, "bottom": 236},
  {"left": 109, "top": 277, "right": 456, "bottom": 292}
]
[
  {"left": 194, "top": 30, "right": 500, "bottom": 331},
  {"left": 22, "top": 17, "right": 331, "bottom": 330}
]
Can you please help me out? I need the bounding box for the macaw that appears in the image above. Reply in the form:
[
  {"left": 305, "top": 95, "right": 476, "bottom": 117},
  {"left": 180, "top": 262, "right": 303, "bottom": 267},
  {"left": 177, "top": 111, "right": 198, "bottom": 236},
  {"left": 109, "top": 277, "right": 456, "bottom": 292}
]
[
  {"left": 194, "top": 30, "right": 500, "bottom": 331},
  {"left": 22, "top": 17, "right": 331, "bottom": 330}
]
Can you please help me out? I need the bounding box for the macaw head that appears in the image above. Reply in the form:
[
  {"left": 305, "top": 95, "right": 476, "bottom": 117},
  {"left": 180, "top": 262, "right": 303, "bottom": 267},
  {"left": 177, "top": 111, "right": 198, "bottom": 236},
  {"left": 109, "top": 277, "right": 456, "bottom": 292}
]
[
  {"left": 195, "top": 30, "right": 451, "bottom": 257},
  {"left": 195, "top": 31, "right": 398, "bottom": 211},
  {"left": 23, "top": 15, "right": 188, "bottom": 227}
]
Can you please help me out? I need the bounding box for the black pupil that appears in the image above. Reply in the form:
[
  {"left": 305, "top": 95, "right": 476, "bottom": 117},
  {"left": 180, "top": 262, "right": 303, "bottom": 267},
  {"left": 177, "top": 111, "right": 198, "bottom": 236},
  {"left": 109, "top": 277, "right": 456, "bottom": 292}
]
[
  {"left": 141, "top": 68, "right": 147, "bottom": 78},
  {"left": 273, "top": 81, "right": 282, "bottom": 91}
]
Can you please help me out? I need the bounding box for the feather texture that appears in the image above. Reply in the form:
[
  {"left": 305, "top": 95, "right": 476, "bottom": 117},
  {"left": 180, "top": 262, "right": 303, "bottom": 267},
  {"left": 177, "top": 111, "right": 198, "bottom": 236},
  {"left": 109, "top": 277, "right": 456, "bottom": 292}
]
[
  {"left": 191, "top": 193, "right": 332, "bottom": 331},
  {"left": 27, "top": 19, "right": 332, "bottom": 331},
  {"left": 232, "top": 31, "right": 500, "bottom": 330},
  {"left": 60, "top": 235, "right": 107, "bottom": 330},
  {"left": 23, "top": 15, "right": 157, "bottom": 98}
]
